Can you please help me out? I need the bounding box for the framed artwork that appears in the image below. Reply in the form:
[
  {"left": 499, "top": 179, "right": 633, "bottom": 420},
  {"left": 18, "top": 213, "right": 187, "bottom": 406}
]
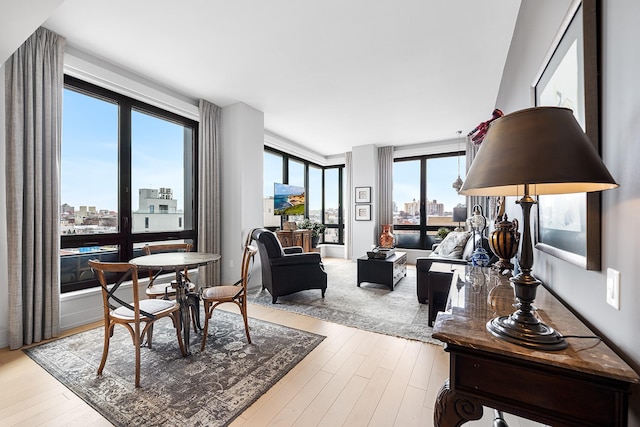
[
  {"left": 355, "top": 204, "right": 371, "bottom": 221},
  {"left": 532, "top": 0, "right": 601, "bottom": 270},
  {"left": 355, "top": 186, "right": 371, "bottom": 203}
]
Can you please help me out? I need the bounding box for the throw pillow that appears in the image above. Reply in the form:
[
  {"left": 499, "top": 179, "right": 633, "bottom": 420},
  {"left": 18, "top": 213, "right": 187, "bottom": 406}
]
[{"left": 433, "top": 231, "right": 471, "bottom": 258}]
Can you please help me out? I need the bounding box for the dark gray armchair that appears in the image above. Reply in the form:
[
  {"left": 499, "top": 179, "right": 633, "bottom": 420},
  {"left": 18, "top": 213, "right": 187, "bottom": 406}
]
[{"left": 251, "top": 228, "right": 327, "bottom": 303}]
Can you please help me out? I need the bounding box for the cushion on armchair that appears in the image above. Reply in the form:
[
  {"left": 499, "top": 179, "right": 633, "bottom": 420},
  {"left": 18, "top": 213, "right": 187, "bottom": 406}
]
[{"left": 431, "top": 231, "right": 471, "bottom": 259}]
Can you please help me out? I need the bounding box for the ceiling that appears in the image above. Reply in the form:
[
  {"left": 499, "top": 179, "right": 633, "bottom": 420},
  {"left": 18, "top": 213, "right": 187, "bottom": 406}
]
[{"left": 9, "top": 0, "right": 521, "bottom": 157}]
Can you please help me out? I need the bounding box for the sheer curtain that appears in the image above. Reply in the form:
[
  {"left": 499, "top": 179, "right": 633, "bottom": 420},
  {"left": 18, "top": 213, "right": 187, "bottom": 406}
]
[
  {"left": 5, "top": 27, "right": 65, "bottom": 349},
  {"left": 377, "top": 146, "right": 394, "bottom": 232},
  {"left": 197, "top": 99, "right": 221, "bottom": 286},
  {"left": 344, "top": 151, "right": 353, "bottom": 259}
]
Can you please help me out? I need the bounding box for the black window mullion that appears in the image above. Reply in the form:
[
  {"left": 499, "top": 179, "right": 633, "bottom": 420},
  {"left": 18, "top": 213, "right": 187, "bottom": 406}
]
[
  {"left": 119, "top": 100, "right": 133, "bottom": 262},
  {"left": 338, "top": 167, "right": 344, "bottom": 244},
  {"left": 420, "top": 158, "right": 427, "bottom": 249}
]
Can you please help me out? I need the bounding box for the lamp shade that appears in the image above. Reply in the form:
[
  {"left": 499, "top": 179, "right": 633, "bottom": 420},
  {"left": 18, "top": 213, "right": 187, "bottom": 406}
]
[
  {"left": 452, "top": 206, "right": 468, "bottom": 223},
  {"left": 459, "top": 107, "right": 618, "bottom": 196}
]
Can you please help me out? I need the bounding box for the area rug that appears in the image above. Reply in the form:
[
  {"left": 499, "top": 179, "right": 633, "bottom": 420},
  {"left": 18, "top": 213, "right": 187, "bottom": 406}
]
[
  {"left": 25, "top": 311, "right": 324, "bottom": 427},
  {"left": 247, "top": 258, "right": 440, "bottom": 344}
]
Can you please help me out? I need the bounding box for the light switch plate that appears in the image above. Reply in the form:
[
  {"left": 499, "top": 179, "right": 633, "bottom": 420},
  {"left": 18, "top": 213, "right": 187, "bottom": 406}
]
[{"left": 606, "top": 268, "right": 620, "bottom": 310}]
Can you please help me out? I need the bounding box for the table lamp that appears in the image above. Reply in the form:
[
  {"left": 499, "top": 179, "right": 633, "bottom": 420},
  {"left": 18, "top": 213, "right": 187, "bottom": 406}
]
[
  {"left": 459, "top": 107, "right": 618, "bottom": 350},
  {"left": 452, "top": 206, "right": 468, "bottom": 232}
]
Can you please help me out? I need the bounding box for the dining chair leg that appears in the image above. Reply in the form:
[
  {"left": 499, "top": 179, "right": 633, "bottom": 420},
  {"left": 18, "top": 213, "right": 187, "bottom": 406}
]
[
  {"left": 133, "top": 323, "right": 141, "bottom": 387},
  {"left": 200, "top": 303, "right": 211, "bottom": 352},
  {"left": 172, "top": 311, "right": 187, "bottom": 357},
  {"left": 146, "top": 323, "right": 154, "bottom": 349},
  {"left": 97, "top": 323, "right": 113, "bottom": 377},
  {"left": 240, "top": 300, "right": 251, "bottom": 344}
]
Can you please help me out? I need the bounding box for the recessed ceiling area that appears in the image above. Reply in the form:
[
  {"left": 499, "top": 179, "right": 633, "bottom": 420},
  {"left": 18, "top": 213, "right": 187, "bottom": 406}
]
[{"left": 22, "top": 0, "right": 521, "bottom": 157}]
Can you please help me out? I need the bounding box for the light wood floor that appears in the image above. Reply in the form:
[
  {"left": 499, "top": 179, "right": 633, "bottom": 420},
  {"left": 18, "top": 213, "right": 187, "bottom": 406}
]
[{"left": 0, "top": 301, "right": 545, "bottom": 426}]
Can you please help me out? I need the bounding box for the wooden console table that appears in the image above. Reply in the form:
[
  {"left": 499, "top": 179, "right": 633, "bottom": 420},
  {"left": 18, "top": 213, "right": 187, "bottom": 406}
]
[
  {"left": 275, "top": 229, "right": 312, "bottom": 252},
  {"left": 432, "top": 266, "right": 639, "bottom": 427}
]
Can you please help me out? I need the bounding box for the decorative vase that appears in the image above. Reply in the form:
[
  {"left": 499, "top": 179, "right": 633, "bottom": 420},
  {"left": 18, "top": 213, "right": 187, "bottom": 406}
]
[
  {"left": 379, "top": 224, "right": 394, "bottom": 248},
  {"left": 471, "top": 247, "right": 491, "bottom": 267},
  {"left": 489, "top": 214, "right": 520, "bottom": 273},
  {"left": 311, "top": 235, "right": 319, "bottom": 248}
]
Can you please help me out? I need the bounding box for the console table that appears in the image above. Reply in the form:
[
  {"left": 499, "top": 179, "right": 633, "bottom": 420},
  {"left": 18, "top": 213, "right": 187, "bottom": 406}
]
[
  {"left": 275, "top": 229, "right": 312, "bottom": 252},
  {"left": 432, "top": 266, "right": 639, "bottom": 426},
  {"left": 357, "top": 251, "right": 406, "bottom": 291}
]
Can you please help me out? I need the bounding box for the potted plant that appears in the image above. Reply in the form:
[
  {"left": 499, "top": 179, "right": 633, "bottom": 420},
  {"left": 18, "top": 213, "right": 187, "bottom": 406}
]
[
  {"left": 436, "top": 227, "right": 451, "bottom": 241},
  {"left": 297, "top": 218, "right": 327, "bottom": 247}
]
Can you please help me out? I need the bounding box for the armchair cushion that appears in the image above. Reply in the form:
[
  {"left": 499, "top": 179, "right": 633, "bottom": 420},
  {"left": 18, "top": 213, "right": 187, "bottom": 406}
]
[
  {"left": 432, "top": 231, "right": 471, "bottom": 258},
  {"left": 283, "top": 246, "right": 303, "bottom": 254}
]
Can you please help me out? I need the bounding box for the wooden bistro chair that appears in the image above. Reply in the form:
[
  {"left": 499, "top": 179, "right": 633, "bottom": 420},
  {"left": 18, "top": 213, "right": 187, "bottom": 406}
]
[
  {"left": 143, "top": 242, "right": 196, "bottom": 300},
  {"left": 200, "top": 244, "right": 258, "bottom": 351},
  {"left": 143, "top": 242, "right": 201, "bottom": 330},
  {"left": 89, "top": 260, "right": 187, "bottom": 387}
]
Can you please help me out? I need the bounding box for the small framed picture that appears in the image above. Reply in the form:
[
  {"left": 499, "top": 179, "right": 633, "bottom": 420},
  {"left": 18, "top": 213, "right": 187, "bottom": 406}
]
[
  {"left": 355, "top": 186, "right": 371, "bottom": 203},
  {"left": 355, "top": 204, "right": 371, "bottom": 221}
]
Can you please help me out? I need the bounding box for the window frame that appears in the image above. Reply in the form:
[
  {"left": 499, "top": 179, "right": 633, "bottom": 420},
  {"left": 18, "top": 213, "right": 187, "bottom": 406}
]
[
  {"left": 60, "top": 75, "right": 199, "bottom": 293},
  {"left": 264, "top": 147, "right": 345, "bottom": 245},
  {"left": 393, "top": 151, "right": 465, "bottom": 250}
]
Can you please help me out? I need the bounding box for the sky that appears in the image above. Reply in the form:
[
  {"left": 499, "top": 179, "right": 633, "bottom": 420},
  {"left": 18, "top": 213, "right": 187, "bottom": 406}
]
[
  {"left": 63, "top": 89, "right": 463, "bottom": 215},
  {"left": 393, "top": 156, "right": 466, "bottom": 213},
  {"left": 62, "top": 89, "right": 186, "bottom": 212}
]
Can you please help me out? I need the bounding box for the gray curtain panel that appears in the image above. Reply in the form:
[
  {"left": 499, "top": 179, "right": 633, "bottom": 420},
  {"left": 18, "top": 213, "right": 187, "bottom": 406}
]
[
  {"left": 197, "top": 99, "right": 221, "bottom": 286},
  {"left": 377, "top": 146, "right": 394, "bottom": 231},
  {"left": 5, "top": 27, "right": 65, "bottom": 349},
  {"left": 344, "top": 151, "right": 353, "bottom": 260}
]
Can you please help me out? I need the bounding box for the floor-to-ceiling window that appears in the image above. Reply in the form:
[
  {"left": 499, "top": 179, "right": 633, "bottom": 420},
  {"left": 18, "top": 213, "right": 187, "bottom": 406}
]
[
  {"left": 263, "top": 147, "right": 344, "bottom": 244},
  {"left": 393, "top": 152, "right": 466, "bottom": 249},
  {"left": 60, "top": 75, "right": 198, "bottom": 293}
]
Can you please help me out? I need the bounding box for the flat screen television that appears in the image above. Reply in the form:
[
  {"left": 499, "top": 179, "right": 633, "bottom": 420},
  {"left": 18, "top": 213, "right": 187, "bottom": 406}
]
[{"left": 273, "top": 183, "right": 305, "bottom": 216}]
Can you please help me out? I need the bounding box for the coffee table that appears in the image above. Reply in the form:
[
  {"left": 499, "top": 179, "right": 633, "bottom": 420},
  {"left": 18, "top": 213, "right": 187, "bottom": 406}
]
[{"left": 357, "top": 251, "right": 406, "bottom": 290}]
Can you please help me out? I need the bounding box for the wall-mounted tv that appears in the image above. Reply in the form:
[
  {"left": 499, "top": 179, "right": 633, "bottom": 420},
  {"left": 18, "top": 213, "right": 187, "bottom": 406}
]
[{"left": 274, "top": 183, "right": 305, "bottom": 216}]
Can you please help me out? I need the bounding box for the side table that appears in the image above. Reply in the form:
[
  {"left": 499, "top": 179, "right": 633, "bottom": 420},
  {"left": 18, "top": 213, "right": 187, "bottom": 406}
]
[
  {"left": 357, "top": 251, "right": 406, "bottom": 291},
  {"left": 432, "top": 266, "right": 640, "bottom": 426}
]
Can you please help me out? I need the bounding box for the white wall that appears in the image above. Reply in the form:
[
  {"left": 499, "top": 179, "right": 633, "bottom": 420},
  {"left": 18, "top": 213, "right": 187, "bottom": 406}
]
[
  {"left": 220, "top": 102, "right": 265, "bottom": 287},
  {"left": 498, "top": 0, "right": 640, "bottom": 423},
  {"left": 351, "top": 145, "right": 379, "bottom": 260}
]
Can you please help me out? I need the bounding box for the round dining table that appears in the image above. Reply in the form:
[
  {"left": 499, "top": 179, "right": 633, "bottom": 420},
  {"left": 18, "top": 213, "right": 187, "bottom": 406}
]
[{"left": 130, "top": 252, "right": 221, "bottom": 355}]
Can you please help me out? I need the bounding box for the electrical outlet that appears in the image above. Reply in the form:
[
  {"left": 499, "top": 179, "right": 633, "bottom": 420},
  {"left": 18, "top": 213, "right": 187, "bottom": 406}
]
[{"left": 606, "top": 268, "right": 620, "bottom": 310}]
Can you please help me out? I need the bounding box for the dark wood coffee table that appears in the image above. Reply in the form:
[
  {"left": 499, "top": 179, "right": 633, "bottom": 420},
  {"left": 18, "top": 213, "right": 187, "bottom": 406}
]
[{"left": 357, "top": 251, "right": 406, "bottom": 290}]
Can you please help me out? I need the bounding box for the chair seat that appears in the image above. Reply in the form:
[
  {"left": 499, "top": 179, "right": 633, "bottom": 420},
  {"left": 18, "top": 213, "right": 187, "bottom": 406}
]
[
  {"left": 146, "top": 281, "right": 196, "bottom": 298},
  {"left": 112, "top": 299, "right": 178, "bottom": 320},
  {"left": 201, "top": 285, "right": 242, "bottom": 301}
]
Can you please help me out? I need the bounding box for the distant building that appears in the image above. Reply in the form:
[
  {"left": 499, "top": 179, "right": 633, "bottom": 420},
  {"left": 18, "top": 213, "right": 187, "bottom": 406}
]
[
  {"left": 133, "top": 188, "right": 183, "bottom": 232},
  {"left": 427, "top": 199, "right": 444, "bottom": 216},
  {"left": 403, "top": 199, "right": 419, "bottom": 216},
  {"left": 263, "top": 197, "right": 280, "bottom": 227}
]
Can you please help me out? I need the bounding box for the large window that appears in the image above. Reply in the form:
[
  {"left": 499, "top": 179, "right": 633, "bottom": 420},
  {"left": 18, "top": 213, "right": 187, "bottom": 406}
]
[
  {"left": 393, "top": 153, "right": 466, "bottom": 249},
  {"left": 60, "top": 76, "right": 198, "bottom": 293},
  {"left": 263, "top": 148, "right": 344, "bottom": 244}
]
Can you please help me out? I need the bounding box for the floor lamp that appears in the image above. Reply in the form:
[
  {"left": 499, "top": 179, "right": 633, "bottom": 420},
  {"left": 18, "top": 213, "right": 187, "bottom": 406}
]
[{"left": 459, "top": 107, "right": 618, "bottom": 350}]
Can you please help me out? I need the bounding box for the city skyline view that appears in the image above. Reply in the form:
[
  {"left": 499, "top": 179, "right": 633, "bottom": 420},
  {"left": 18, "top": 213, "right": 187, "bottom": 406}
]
[{"left": 61, "top": 88, "right": 186, "bottom": 213}]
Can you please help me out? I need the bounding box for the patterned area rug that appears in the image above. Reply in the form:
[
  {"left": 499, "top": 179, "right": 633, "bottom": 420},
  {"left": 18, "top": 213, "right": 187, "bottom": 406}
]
[
  {"left": 247, "top": 258, "right": 440, "bottom": 344},
  {"left": 25, "top": 311, "right": 324, "bottom": 427}
]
